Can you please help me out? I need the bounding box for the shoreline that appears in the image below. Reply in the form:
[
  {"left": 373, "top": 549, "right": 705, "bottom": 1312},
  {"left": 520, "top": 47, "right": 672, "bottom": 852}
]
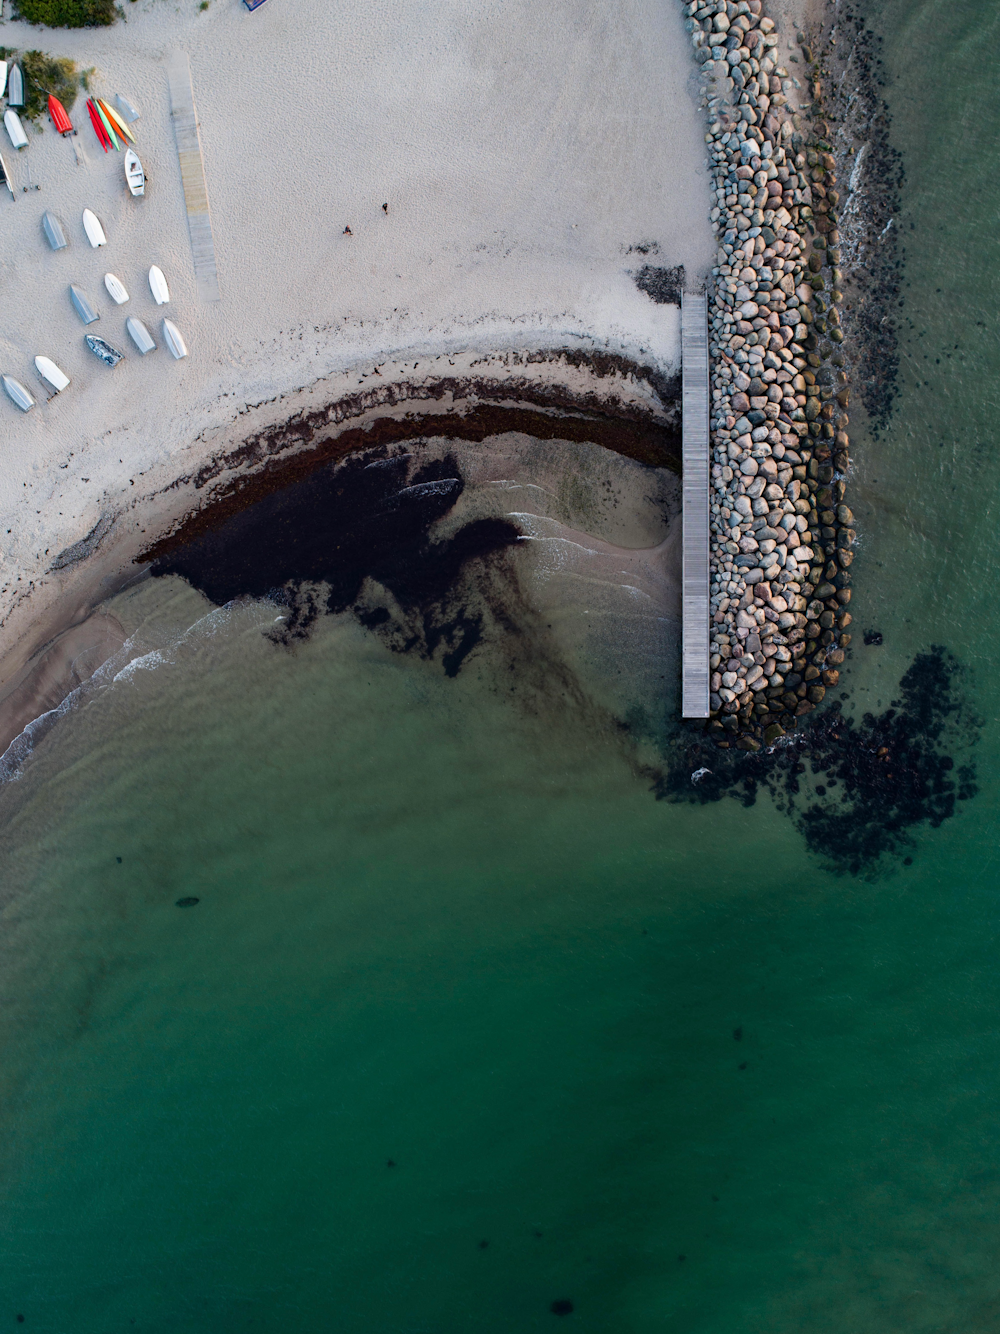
[
  {"left": 0, "top": 0, "right": 713, "bottom": 730},
  {"left": 0, "top": 0, "right": 847, "bottom": 768}
]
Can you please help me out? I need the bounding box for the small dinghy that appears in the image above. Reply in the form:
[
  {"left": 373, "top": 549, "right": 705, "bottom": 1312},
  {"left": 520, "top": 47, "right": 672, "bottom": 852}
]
[
  {"left": 4, "top": 109, "right": 27, "bottom": 151},
  {"left": 34, "top": 356, "right": 69, "bottom": 393},
  {"left": 69, "top": 285, "right": 100, "bottom": 324},
  {"left": 104, "top": 273, "right": 129, "bottom": 304},
  {"left": 0, "top": 153, "right": 14, "bottom": 202},
  {"left": 6, "top": 65, "right": 23, "bottom": 109},
  {"left": 148, "top": 265, "right": 170, "bottom": 305},
  {"left": 124, "top": 148, "right": 144, "bottom": 196},
  {"left": 126, "top": 317, "right": 156, "bottom": 355},
  {"left": 47, "top": 96, "right": 73, "bottom": 137},
  {"left": 0, "top": 64, "right": 8, "bottom": 101},
  {"left": 162, "top": 319, "right": 188, "bottom": 360},
  {"left": 85, "top": 335, "right": 123, "bottom": 368},
  {"left": 2, "top": 375, "right": 34, "bottom": 412},
  {"left": 115, "top": 93, "right": 140, "bottom": 124},
  {"left": 42, "top": 211, "right": 68, "bottom": 250},
  {"left": 82, "top": 209, "right": 107, "bottom": 247}
]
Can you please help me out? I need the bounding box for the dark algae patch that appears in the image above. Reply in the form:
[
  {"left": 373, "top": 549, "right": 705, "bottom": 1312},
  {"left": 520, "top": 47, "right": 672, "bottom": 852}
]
[
  {"left": 659, "top": 647, "right": 981, "bottom": 875},
  {"left": 148, "top": 449, "right": 522, "bottom": 676}
]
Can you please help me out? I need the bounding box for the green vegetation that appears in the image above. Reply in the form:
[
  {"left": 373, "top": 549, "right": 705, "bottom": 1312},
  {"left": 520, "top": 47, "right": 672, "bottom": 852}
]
[
  {"left": 0, "top": 48, "right": 84, "bottom": 124},
  {"left": 10, "top": 0, "right": 116, "bottom": 27}
]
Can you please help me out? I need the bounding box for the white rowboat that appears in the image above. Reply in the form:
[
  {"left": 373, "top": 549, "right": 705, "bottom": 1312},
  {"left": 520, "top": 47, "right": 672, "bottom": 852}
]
[
  {"left": 34, "top": 357, "right": 70, "bottom": 392},
  {"left": 124, "top": 149, "right": 145, "bottom": 197},
  {"left": 0, "top": 64, "right": 8, "bottom": 100},
  {"left": 148, "top": 266, "right": 170, "bottom": 305},
  {"left": 82, "top": 209, "right": 107, "bottom": 248},
  {"left": 4, "top": 110, "right": 27, "bottom": 151},
  {"left": 126, "top": 317, "right": 156, "bottom": 355},
  {"left": 162, "top": 319, "right": 188, "bottom": 360},
  {"left": 104, "top": 273, "right": 129, "bottom": 305},
  {"left": 2, "top": 375, "right": 34, "bottom": 412}
]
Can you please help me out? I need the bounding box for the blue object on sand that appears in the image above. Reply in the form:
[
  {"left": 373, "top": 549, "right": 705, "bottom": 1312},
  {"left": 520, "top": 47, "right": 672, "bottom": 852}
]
[{"left": 243, "top": 0, "right": 270, "bottom": 9}]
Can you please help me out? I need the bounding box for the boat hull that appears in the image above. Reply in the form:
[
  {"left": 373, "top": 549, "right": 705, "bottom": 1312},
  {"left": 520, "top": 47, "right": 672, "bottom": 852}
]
[
  {"left": 82, "top": 209, "right": 107, "bottom": 247},
  {"left": 126, "top": 317, "right": 156, "bottom": 355},
  {"left": 148, "top": 266, "right": 170, "bottom": 305},
  {"left": 162, "top": 319, "right": 188, "bottom": 360},
  {"left": 101, "top": 100, "right": 135, "bottom": 145},
  {"left": 6, "top": 66, "right": 23, "bottom": 109},
  {"left": 124, "top": 149, "right": 145, "bottom": 197},
  {"left": 42, "top": 212, "right": 68, "bottom": 250},
  {"left": 70, "top": 285, "right": 100, "bottom": 324},
  {"left": 34, "top": 357, "right": 70, "bottom": 392},
  {"left": 94, "top": 100, "right": 120, "bottom": 151},
  {"left": 104, "top": 273, "right": 129, "bottom": 305},
  {"left": 48, "top": 96, "right": 73, "bottom": 136},
  {"left": 2, "top": 376, "right": 34, "bottom": 412},
  {"left": 86, "top": 100, "right": 110, "bottom": 152},
  {"left": 115, "top": 93, "right": 140, "bottom": 125},
  {"left": 0, "top": 154, "right": 15, "bottom": 202},
  {"left": 85, "top": 336, "right": 123, "bottom": 368},
  {"left": 4, "top": 110, "right": 27, "bottom": 151}
]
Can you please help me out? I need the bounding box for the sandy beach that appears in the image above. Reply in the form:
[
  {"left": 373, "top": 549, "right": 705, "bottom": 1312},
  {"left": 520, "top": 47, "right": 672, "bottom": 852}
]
[{"left": 0, "top": 0, "right": 716, "bottom": 715}]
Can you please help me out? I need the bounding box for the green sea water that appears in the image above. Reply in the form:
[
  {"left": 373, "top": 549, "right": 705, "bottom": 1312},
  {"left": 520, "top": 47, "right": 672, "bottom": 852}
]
[{"left": 2, "top": 3, "right": 1000, "bottom": 1329}]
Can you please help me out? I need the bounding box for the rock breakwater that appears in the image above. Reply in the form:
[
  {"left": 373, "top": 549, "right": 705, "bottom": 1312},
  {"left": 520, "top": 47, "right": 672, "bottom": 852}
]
[{"left": 682, "top": 0, "right": 854, "bottom": 749}]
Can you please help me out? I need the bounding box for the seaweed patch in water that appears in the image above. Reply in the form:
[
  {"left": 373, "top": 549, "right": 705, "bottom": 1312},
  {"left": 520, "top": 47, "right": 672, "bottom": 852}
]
[
  {"left": 656, "top": 647, "right": 981, "bottom": 875},
  {"left": 149, "top": 449, "right": 523, "bottom": 675}
]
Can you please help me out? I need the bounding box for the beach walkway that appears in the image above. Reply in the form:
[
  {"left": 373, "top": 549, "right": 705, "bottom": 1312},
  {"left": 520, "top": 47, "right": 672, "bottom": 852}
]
[
  {"left": 166, "top": 50, "right": 221, "bottom": 303},
  {"left": 681, "top": 291, "right": 710, "bottom": 718}
]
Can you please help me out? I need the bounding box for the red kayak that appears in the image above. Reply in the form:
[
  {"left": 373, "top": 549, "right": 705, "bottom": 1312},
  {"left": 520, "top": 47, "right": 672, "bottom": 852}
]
[
  {"left": 86, "top": 98, "right": 109, "bottom": 151},
  {"left": 48, "top": 95, "right": 73, "bottom": 136}
]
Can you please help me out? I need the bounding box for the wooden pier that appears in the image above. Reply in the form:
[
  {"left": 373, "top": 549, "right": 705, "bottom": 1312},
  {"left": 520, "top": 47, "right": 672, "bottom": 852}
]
[
  {"left": 166, "top": 50, "right": 221, "bottom": 303},
  {"left": 681, "top": 291, "right": 710, "bottom": 718}
]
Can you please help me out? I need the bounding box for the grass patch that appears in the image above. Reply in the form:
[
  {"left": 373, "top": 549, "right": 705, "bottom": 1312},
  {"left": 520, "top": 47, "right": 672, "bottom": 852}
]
[
  {"left": 10, "top": 0, "right": 117, "bottom": 27},
  {"left": 0, "top": 48, "right": 85, "bottom": 124}
]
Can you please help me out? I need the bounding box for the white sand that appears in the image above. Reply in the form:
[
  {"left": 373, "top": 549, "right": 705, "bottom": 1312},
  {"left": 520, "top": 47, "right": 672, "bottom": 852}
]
[{"left": 0, "top": 0, "right": 714, "bottom": 690}]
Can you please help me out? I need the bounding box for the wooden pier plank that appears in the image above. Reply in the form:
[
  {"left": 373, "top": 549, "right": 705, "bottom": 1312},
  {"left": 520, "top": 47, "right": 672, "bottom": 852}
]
[{"left": 681, "top": 291, "right": 710, "bottom": 718}]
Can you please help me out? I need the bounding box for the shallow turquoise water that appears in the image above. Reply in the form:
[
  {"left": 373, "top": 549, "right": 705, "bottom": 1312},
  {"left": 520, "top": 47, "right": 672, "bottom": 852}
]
[{"left": 1, "top": 2, "right": 999, "bottom": 1329}]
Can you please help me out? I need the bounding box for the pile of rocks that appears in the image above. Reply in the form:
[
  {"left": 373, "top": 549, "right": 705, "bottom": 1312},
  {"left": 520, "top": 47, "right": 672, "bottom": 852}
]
[{"left": 682, "top": 0, "right": 855, "bottom": 749}]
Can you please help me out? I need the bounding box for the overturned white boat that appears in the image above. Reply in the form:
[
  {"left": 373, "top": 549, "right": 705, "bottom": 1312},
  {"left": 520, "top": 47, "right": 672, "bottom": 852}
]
[
  {"left": 126, "top": 317, "right": 156, "bottom": 355},
  {"left": 162, "top": 319, "right": 188, "bottom": 360},
  {"left": 104, "top": 273, "right": 129, "bottom": 305},
  {"left": 148, "top": 265, "right": 170, "bottom": 305},
  {"left": 69, "top": 285, "right": 100, "bottom": 324},
  {"left": 4, "top": 109, "right": 27, "bottom": 151},
  {"left": 42, "top": 211, "right": 68, "bottom": 250},
  {"left": 34, "top": 356, "right": 70, "bottom": 393},
  {"left": 82, "top": 208, "right": 107, "bottom": 248},
  {"left": 2, "top": 375, "right": 34, "bottom": 412},
  {"left": 124, "top": 148, "right": 145, "bottom": 197}
]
